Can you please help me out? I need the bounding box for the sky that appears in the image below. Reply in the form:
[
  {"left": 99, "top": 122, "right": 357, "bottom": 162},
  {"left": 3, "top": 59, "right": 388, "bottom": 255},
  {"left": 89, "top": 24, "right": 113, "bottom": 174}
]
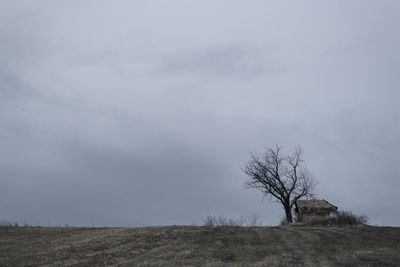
[{"left": 1, "top": 0, "right": 400, "bottom": 227}]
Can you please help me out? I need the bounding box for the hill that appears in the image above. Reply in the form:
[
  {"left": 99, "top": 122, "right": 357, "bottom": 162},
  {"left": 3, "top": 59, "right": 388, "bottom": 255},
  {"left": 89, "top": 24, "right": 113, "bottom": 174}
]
[{"left": 1, "top": 225, "right": 399, "bottom": 266}]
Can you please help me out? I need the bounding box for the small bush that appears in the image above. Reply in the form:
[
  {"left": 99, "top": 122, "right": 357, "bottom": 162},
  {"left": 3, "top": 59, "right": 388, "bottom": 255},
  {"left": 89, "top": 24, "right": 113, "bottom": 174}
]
[
  {"left": 203, "top": 214, "right": 262, "bottom": 227},
  {"left": 0, "top": 220, "right": 33, "bottom": 228},
  {"left": 335, "top": 210, "right": 368, "bottom": 225},
  {"left": 0, "top": 220, "right": 18, "bottom": 228},
  {"left": 306, "top": 210, "right": 369, "bottom": 226}
]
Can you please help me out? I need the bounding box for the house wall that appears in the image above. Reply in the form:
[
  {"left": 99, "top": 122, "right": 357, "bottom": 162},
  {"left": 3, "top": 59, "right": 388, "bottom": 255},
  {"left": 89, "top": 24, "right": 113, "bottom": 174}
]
[
  {"left": 300, "top": 209, "right": 337, "bottom": 223},
  {"left": 302, "top": 213, "right": 330, "bottom": 223}
]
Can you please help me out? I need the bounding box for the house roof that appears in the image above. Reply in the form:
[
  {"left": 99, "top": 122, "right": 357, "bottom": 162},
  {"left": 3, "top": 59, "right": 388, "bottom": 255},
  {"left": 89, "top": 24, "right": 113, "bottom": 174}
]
[{"left": 296, "top": 199, "right": 337, "bottom": 210}]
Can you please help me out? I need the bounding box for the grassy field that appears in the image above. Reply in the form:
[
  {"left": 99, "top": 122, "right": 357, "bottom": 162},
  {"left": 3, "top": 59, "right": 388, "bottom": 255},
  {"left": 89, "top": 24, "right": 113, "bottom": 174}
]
[{"left": 0, "top": 225, "right": 399, "bottom": 266}]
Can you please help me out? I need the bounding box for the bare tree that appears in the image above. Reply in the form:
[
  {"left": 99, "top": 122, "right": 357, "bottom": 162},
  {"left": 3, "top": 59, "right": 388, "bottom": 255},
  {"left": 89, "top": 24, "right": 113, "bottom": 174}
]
[{"left": 243, "top": 145, "right": 317, "bottom": 223}]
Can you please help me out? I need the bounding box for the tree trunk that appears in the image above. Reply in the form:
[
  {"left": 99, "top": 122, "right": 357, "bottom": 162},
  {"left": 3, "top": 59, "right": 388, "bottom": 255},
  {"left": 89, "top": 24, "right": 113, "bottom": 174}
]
[{"left": 284, "top": 206, "right": 293, "bottom": 223}]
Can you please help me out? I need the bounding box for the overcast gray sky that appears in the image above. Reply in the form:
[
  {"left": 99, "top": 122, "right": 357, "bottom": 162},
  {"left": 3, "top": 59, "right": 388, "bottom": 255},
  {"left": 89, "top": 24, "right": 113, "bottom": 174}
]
[{"left": 1, "top": 1, "right": 399, "bottom": 227}]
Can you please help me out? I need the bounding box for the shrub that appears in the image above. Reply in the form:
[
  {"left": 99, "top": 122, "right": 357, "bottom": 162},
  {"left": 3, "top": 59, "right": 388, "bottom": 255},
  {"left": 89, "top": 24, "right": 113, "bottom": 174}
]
[
  {"left": 0, "top": 220, "right": 33, "bottom": 228},
  {"left": 306, "top": 210, "right": 369, "bottom": 226},
  {"left": 335, "top": 210, "right": 368, "bottom": 225},
  {"left": 203, "top": 214, "right": 262, "bottom": 227},
  {"left": 0, "top": 220, "right": 18, "bottom": 228}
]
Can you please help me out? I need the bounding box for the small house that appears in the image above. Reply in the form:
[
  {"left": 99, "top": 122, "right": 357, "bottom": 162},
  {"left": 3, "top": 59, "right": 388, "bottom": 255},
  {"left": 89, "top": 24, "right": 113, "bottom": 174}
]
[{"left": 295, "top": 199, "right": 337, "bottom": 223}]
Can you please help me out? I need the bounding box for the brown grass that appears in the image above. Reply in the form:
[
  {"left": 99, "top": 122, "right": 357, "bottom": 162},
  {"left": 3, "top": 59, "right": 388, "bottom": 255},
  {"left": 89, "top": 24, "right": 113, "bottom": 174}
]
[{"left": 0, "top": 225, "right": 399, "bottom": 266}]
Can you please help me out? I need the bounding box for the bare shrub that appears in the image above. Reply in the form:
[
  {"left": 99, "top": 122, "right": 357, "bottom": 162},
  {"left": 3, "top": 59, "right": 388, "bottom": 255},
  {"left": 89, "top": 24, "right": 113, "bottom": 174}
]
[
  {"left": 203, "top": 214, "right": 262, "bottom": 227},
  {"left": 248, "top": 213, "right": 261, "bottom": 226},
  {"left": 203, "top": 215, "right": 215, "bottom": 227},
  {"left": 0, "top": 220, "right": 33, "bottom": 228},
  {"left": 334, "top": 210, "right": 368, "bottom": 225},
  {"left": 23, "top": 222, "right": 32, "bottom": 227},
  {"left": 306, "top": 210, "right": 369, "bottom": 226},
  {"left": 0, "top": 220, "right": 18, "bottom": 228}
]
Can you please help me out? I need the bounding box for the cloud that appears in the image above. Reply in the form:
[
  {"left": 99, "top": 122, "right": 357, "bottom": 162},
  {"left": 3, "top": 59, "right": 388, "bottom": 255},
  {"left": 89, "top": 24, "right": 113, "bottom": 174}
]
[
  {"left": 1, "top": 0, "right": 400, "bottom": 227},
  {"left": 153, "top": 43, "right": 283, "bottom": 79}
]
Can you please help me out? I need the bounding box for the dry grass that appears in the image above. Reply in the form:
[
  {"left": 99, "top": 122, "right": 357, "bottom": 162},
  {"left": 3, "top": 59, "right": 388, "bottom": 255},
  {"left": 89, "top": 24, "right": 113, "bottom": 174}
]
[{"left": 0, "top": 225, "right": 399, "bottom": 266}]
